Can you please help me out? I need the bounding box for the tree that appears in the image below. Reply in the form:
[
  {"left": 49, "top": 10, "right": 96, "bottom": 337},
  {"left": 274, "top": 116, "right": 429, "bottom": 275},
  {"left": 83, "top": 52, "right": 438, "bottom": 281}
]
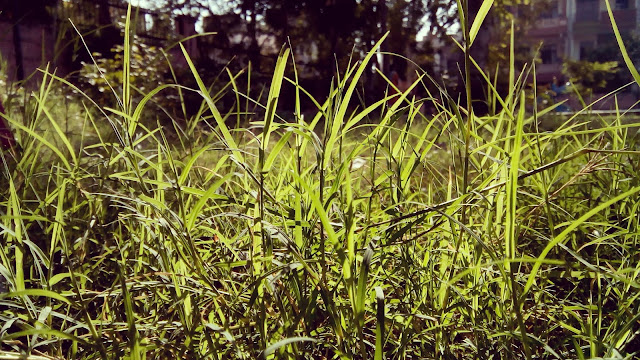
[
  {"left": 155, "top": 0, "right": 458, "bottom": 72},
  {"left": 0, "top": 0, "right": 58, "bottom": 23},
  {"left": 465, "top": 0, "right": 553, "bottom": 113},
  {"left": 578, "top": 32, "right": 640, "bottom": 93},
  {"left": 239, "top": 0, "right": 267, "bottom": 66},
  {"left": 563, "top": 59, "right": 619, "bottom": 97},
  {"left": 57, "top": 0, "right": 128, "bottom": 72},
  {"left": 468, "top": 0, "right": 553, "bottom": 69},
  {"left": 94, "top": 0, "right": 465, "bottom": 110}
]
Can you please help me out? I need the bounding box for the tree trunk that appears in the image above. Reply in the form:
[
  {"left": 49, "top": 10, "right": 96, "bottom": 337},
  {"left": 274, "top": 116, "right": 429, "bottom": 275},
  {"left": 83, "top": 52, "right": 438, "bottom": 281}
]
[
  {"left": 11, "top": 2, "right": 25, "bottom": 81},
  {"left": 379, "top": 0, "right": 389, "bottom": 75},
  {"left": 12, "top": 24, "right": 24, "bottom": 81},
  {"left": 245, "top": 1, "right": 260, "bottom": 67},
  {"left": 96, "top": 0, "right": 112, "bottom": 27}
]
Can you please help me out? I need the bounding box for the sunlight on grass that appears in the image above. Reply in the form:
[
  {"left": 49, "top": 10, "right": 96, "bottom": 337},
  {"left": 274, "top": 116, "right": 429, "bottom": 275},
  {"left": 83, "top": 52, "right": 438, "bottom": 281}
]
[{"left": 1, "top": 1, "right": 640, "bottom": 359}]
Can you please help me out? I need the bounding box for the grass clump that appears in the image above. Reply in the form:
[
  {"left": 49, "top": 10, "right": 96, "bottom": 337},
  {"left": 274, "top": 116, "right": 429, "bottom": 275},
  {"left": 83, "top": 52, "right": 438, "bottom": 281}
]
[{"left": 1, "top": 2, "right": 640, "bottom": 359}]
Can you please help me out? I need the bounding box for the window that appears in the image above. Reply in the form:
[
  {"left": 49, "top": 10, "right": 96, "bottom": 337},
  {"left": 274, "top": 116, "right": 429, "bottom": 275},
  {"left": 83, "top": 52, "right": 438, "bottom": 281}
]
[
  {"left": 576, "top": 0, "right": 599, "bottom": 21},
  {"left": 541, "top": 45, "right": 558, "bottom": 64},
  {"left": 616, "top": 0, "right": 629, "bottom": 9}
]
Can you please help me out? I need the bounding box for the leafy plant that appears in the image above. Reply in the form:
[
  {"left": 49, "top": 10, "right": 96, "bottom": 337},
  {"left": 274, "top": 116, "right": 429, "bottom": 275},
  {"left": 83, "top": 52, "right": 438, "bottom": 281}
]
[
  {"left": 78, "top": 40, "right": 171, "bottom": 106},
  {"left": 563, "top": 59, "right": 619, "bottom": 97}
]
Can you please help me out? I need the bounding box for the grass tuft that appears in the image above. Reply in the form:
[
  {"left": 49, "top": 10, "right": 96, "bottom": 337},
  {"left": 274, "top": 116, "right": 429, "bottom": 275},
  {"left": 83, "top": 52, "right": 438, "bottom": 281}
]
[{"left": 1, "top": 3, "right": 640, "bottom": 359}]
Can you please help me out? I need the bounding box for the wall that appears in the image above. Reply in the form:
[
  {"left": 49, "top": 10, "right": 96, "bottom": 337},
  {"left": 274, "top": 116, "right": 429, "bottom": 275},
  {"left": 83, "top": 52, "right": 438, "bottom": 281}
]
[{"left": 0, "top": 20, "right": 57, "bottom": 83}]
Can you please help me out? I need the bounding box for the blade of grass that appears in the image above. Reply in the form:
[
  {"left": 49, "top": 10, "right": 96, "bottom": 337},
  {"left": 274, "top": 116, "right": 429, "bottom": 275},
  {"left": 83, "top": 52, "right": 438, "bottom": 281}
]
[
  {"left": 179, "top": 43, "right": 244, "bottom": 164},
  {"left": 605, "top": 0, "right": 640, "bottom": 84},
  {"left": 374, "top": 286, "right": 385, "bottom": 360},
  {"left": 523, "top": 185, "right": 640, "bottom": 296},
  {"left": 468, "top": 0, "right": 494, "bottom": 47}
]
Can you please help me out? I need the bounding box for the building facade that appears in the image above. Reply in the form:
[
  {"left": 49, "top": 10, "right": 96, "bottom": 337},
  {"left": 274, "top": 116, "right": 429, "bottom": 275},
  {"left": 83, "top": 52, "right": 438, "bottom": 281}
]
[{"left": 530, "top": 0, "right": 640, "bottom": 82}]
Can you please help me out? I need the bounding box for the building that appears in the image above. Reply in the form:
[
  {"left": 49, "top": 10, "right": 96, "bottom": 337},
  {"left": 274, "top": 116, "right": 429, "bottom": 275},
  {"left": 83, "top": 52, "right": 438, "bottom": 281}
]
[{"left": 529, "top": 0, "right": 640, "bottom": 83}]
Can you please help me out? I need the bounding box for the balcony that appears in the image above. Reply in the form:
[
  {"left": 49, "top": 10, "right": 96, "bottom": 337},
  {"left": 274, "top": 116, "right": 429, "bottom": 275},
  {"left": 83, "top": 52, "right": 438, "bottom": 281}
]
[
  {"left": 536, "top": 17, "right": 568, "bottom": 28},
  {"left": 528, "top": 17, "right": 567, "bottom": 37}
]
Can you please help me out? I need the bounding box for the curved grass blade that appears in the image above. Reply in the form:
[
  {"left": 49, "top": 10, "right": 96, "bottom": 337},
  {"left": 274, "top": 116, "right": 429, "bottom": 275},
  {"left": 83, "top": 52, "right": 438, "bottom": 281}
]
[
  {"left": 469, "top": 0, "right": 495, "bottom": 47},
  {"left": 605, "top": 0, "right": 640, "bottom": 84},
  {"left": 264, "top": 337, "right": 318, "bottom": 358},
  {"left": 374, "top": 286, "right": 385, "bottom": 360},
  {"left": 523, "top": 185, "right": 640, "bottom": 295}
]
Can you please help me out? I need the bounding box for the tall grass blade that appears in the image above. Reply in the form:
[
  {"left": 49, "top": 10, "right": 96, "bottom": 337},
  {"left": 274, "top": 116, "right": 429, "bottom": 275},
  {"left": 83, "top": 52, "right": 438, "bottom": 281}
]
[
  {"left": 264, "top": 337, "right": 317, "bottom": 358},
  {"left": 262, "top": 47, "right": 290, "bottom": 150},
  {"left": 179, "top": 44, "right": 244, "bottom": 164},
  {"left": 523, "top": 185, "right": 640, "bottom": 295},
  {"left": 469, "top": 0, "right": 494, "bottom": 47},
  {"left": 374, "top": 286, "right": 385, "bottom": 360},
  {"left": 605, "top": 0, "right": 640, "bottom": 84}
]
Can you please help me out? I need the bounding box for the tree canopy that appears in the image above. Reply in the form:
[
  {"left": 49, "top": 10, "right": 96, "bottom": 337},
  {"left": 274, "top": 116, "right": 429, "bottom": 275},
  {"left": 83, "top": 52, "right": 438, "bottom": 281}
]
[
  {"left": 155, "top": 0, "right": 460, "bottom": 72},
  {"left": 0, "top": 0, "right": 59, "bottom": 23}
]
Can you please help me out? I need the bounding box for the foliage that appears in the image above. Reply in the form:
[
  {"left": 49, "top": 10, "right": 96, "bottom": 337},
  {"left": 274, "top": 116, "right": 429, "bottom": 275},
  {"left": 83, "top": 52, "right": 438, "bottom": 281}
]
[
  {"left": 152, "top": 0, "right": 460, "bottom": 79},
  {"left": 563, "top": 59, "right": 619, "bottom": 96},
  {"left": 0, "top": 0, "right": 58, "bottom": 23},
  {"left": 481, "top": 0, "right": 554, "bottom": 66},
  {"left": 580, "top": 31, "right": 640, "bottom": 92},
  {"left": 78, "top": 40, "right": 171, "bottom": 107},
  {"left": 56, "top": 0, "right": 129, "bottom": 73},
  {"left": 462, "top": 0, "right": 555, "bottom": 114}
]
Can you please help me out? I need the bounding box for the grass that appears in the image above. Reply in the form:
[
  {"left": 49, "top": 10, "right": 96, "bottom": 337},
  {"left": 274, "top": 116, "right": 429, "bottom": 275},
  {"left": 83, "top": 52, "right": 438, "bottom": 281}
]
[{"left": 1, "top": 1, "right": 640, "bottom": 359}]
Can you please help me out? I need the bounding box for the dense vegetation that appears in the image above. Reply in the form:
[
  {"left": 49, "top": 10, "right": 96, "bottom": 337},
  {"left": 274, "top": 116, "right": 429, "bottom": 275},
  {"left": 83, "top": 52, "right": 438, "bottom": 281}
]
[{"left": 2, "top": 2, "right": 640, "bottom": 359}]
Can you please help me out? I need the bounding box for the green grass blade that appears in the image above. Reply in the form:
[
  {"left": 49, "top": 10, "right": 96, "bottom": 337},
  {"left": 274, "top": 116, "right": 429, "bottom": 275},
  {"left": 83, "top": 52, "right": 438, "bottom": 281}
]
[
  {"left": 356, "top": 247, "right": 374, "bottom": 329},
  {"left": 263, "top": 132, "right": 292, "bottom": 172},
  {"left": 122, "top": 4, "right": 132, "bottom": 115},
  {"left": 262, "top": 47, "right": 290, "bottom": 151},
  {"left": 374, "top": 286, "right": 385, "bottom": 360},
  {"left": 469, "top": 0, "right": 494, "bottom": 47},
  {"left": 323, "top": 34, "right": 388, "bottom": 169},
  {"left": 264, "top": 337, "right": 317, "bottom": 357},
  {"left": 523, "top": 185, "right": 640, "bottom": 295},
  {"left": 178, "top": 145, "right": 212, "bottom": 186},
  {"left": 605, "top": 0, "right": 640, "bottom": 84},
  {"left": 186, "top": 173, "right": 232, "bottom": 232},
  {"left": 179, "top": 43, "right": 244, "bottom": 164},
  {"left": 1, "top": 289, "right": 70, "bottom": 305},
  {"left": 6, "top": 119, "right": 71, "bottom": 170},
  {"left": 506, "top": 91, "right": 525, "bottom": 270}
]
